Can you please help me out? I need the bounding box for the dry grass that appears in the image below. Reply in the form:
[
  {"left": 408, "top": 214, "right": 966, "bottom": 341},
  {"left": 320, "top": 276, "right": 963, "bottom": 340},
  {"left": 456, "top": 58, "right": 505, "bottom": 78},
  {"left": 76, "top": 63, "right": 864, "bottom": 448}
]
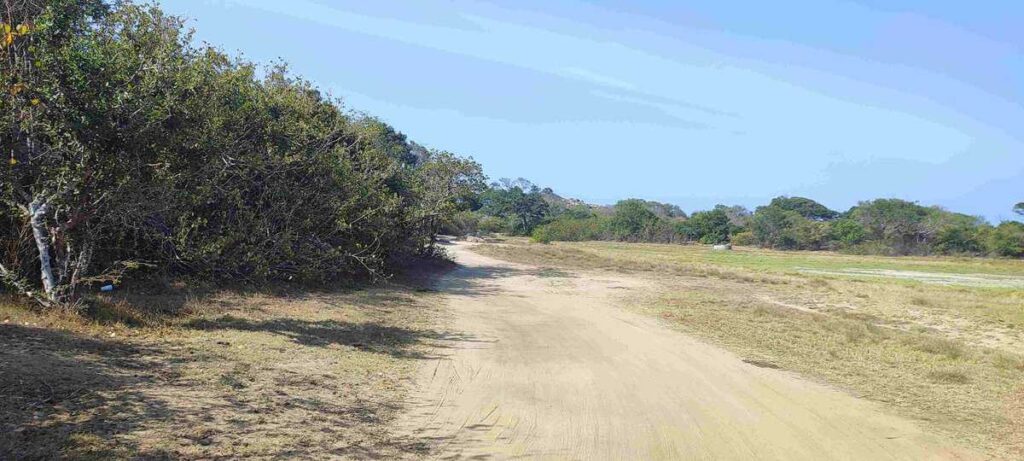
[
  {"left": 0, "top": 263, "right": 454, "bottom": 460},
  {"left": 472, "top": 239, "right": 1024, "bottom": 457}
]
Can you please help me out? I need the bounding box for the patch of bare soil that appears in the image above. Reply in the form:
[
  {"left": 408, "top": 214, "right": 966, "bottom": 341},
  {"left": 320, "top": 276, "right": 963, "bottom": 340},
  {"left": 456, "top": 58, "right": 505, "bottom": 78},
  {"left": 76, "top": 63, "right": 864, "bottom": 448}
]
[
  {"left": 395, "top": 242, "right": 980, "bottom": 460},
  {"left": 799, "top": 268, "right": 1024, "bottom": 289},
  {"left": 1, "top": 273, "right": 453, "bottom": 459}
]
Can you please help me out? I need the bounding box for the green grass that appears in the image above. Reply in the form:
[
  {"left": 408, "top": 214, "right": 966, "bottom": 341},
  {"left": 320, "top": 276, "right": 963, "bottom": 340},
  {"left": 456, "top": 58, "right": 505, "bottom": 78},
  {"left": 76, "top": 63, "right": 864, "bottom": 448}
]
[{"left": 577, "top": 240, "right": 1024, "bottom": 276}]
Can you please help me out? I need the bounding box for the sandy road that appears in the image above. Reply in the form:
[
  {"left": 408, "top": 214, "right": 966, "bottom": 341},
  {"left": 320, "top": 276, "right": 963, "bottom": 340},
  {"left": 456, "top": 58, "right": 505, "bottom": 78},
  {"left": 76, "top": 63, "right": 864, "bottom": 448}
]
[{"left": 396, "top": 242, "right": 978, "bottom": 460}]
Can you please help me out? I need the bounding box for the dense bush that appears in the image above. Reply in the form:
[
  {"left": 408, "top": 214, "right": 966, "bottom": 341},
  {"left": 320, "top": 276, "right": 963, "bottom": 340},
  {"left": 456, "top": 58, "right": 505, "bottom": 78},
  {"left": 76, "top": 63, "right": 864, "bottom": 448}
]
[
  {"left": 985, "top": 222, "right": 1024, "bottom": 257},
  {"left": 679, "top": 209, "right": 731, "bottom": 244},
  {"left": 607, "top": 200, "right": 661, "bottom": 241},
  {"left": 0, "top": 1, "right": 483, "bottom": 307},
  {"left": 532, "top": 217, "right": 607, "bottom": 243}
]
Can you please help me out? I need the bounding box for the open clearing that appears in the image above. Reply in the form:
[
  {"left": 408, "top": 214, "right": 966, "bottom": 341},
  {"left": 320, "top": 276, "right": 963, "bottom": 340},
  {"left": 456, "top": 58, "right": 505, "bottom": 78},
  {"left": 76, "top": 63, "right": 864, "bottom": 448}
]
[
  {"left": 472, "top": 239, "right": 1024, "bottom": 458},
  {"left": 396, "top": 242, "right": 982, "bottom": 459}
]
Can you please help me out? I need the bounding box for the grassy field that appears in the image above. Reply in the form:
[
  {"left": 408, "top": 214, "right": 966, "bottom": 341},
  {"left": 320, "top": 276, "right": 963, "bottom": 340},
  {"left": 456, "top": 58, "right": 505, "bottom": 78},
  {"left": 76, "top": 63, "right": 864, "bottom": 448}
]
[
  {"left": 473, "top": 239, "right": 1024, "bottom": 457},
  {"left": 0, "top": 268, "right": 452, "bottom": 459}
]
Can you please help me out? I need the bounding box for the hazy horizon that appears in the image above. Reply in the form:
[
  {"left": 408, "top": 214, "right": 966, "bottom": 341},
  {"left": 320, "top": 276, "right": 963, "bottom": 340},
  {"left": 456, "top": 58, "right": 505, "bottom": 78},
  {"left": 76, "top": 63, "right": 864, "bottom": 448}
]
[{"left": 159, "top": 0, "right": 1023, "bottom": 222}]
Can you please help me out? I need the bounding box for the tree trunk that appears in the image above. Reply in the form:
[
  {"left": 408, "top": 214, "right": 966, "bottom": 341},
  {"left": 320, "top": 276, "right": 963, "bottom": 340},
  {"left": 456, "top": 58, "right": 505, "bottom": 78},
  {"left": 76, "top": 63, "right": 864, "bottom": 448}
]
[{"left": 29, "top": 197, "right": 57, "bottom": 301}]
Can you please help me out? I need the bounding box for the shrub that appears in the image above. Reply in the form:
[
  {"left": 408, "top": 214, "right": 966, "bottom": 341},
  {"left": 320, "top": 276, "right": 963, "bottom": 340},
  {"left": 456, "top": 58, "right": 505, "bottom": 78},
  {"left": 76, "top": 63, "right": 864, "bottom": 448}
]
[
  {"left": 477, "top": 215, "right": 511, "bottom": 234},
  {"left": 750, "top": 206, "right": 804, "bottom": 249},
  {"left": 827, "top": 219, "right": 867, "bottom": 247},
  {"left": 608, "top": 199, "right": 660, "bottom": 241},
  {"left": 730, "top": 231, "right": 756, "bottom": 246},
  {"left": 531, "top": 217, "right": 607, "bottom": 242},
  {"left": 680, "top": 209, "right": 731, "bottom": 244},
  {"left": 439, "top": 211, "right": 480, "bottom": 236},
  {"left": 985, "top": 222, "right": 1024, "bottom": 257}
]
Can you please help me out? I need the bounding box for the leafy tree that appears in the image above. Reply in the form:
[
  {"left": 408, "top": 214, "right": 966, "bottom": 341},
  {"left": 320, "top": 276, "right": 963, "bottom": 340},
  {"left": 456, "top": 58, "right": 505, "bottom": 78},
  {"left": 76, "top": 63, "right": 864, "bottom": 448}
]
[
  {"left": 848, "top": 199, "right": 931, "bottom": 254},
  {"left": 413, "top": 151, "right": 486, "bottom": 239},
  {"left": 640, "top": 200, "right": 687, "bottom": 219},
  {"left": 769, "top": 196, "right": 838, "bottom": 221},
  {"left": 1015, "top": 202, "right": 1024, "bottom": 217},
  {"left": 608, "top": 199, "right": 660, "bottom": 241},
  {"left": 926, "top": 211, "right": 985, "bottom": 255},
  {"left": 714, "top": 205, "right": 752, "bottom": 230},
  {"left": 985, "top": 222, "right": 1024, "bottom": 257},
  {"left": 478, "top": 180, "right": 549, "bottom": 235},
  {"left": 681, "top": 208, "right": 731, "bottom": 244},
  {"left": 827, "top": 219, "right": 867, "bottom": 247},
  {"left": 750, "top": 206, "right": 804, "bottom": 249}
]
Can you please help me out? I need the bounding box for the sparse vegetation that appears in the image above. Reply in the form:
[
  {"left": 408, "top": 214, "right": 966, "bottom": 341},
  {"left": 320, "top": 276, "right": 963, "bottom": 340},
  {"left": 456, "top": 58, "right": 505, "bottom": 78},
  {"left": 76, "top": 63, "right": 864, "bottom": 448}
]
[{"left": 0, "top": 269, "right": 452, "bottom": 458}]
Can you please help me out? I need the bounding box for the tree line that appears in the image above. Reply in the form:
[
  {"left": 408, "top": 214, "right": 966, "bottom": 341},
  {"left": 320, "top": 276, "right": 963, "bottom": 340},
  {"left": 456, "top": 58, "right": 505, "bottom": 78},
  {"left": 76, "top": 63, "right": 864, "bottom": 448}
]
[
  {"left": 445, "top": 180, "right": 1024, "bottom": 258},
  {"left": 1, "top": 1, "right": 485, "bottom": 308}
]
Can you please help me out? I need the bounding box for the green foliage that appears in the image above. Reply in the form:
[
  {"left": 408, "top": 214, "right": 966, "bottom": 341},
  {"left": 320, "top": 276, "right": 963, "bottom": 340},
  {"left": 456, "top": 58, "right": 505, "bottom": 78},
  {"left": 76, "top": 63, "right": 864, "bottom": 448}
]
[
  {"left": 769, "top": 196, "right": 838, "bottom": 221},
  {"left": 556, "top": 204, "right": 597, "bottom": 220},
  {"left": 985, "top": 222, "right": 1024, "bottom": 257},
  {"left": 0, "top": 1, "right": 485, "bottom": 306},
  {"left": 478, "top": 179, "right": 549, "bottom": 235},
  {"left": 827, "top": 219, "right": 867, "bottom": 247},
  {"left": 680, "top": 208, "right": 731, "bottom": 244},
  {"left": 750, "top": 206, "right": 805, "bottom": 249},
  {"left": 608, "top": 199, "right": 661, "bottom": 241},
  {"left": 848, "top": 199, "right": 932, "bottom": 254},
  {"left": 715, "top": 205, "right": 752, "bottom": 230},
  {"left": 929, "top": 213, "right": 985, "bottom": 255},
  {"left": 731, "top": 231, "right": 756, "bottom": 246},
  {"left": 532, "top": 216, "right": 607, "bottom": 243},
  {"left": 477, "top": 215, "right": 511, "bottom": 234},
  {"left": 637, "top": 200, "right": 687, "bottom": 219},
  {"left": 1015, "top": 202, "right": 1024, "bottom": 217}
]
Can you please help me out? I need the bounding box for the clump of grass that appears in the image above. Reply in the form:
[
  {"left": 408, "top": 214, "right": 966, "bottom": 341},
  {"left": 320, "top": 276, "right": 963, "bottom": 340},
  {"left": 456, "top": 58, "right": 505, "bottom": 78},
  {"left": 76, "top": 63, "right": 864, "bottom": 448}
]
[
  {"left": 805, "top": 278, "right": 833, "bottom": 290},
  {"left": 83, "top": 299, "right": 150, "bottom": 327},
  {"left": 993, "top": 352, "right": 1024, "bottom": 371},
  {"left": 825, "top": 318, "right": 884, "bottom": 344},
  {"left": 910, "top": 335, "right": 967, "bottom": 360},
  {"left": 910, "top": 296, "right": 936, "bottom": 307},
  {"left": 927, "top": 367, "right": 972, "bottom": 385}
]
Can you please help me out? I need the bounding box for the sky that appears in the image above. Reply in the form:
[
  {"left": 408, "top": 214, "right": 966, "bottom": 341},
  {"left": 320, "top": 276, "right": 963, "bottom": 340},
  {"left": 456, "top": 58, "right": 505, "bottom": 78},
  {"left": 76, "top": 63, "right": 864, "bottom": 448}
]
[{"left": 157, "top": 0, "right": 1023, "bottom": 222}]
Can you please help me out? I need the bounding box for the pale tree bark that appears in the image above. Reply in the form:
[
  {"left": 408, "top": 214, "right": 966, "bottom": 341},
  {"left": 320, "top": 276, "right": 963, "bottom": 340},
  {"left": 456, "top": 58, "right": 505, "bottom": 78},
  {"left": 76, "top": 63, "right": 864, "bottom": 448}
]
[{"left": 28, "top": 196, "right": 57, "bottom": 301}]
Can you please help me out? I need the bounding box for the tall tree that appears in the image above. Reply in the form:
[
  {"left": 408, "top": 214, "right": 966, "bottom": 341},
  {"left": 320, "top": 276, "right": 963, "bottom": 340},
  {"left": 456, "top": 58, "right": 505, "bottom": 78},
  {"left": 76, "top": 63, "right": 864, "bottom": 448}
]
[{"left": 768, "top": 196, "right": 838, "bottom": 221}]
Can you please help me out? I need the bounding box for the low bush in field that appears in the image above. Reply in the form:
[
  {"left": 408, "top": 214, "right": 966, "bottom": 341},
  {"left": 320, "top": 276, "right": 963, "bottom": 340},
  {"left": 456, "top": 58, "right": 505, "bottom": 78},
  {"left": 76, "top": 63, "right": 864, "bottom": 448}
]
[{"left": 532, "top": 217, "right": 608, "bottom": 243}]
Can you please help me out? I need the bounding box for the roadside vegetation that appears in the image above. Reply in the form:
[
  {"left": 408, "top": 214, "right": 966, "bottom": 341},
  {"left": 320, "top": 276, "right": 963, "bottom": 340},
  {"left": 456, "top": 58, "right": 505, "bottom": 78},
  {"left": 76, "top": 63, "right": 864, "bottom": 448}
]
[
  {"left": 1, "top": 1, "right": 485, "bottom": 310},
  {"left": 472, "top": 239, "right": 1024, "bottom": 457}
]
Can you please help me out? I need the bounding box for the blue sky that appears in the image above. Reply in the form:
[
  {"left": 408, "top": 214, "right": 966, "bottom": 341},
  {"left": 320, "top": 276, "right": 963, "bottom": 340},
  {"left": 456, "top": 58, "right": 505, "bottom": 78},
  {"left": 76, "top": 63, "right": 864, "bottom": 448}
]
[{"left": 158, "top": 0, "right": 1023, "bottom": 222}]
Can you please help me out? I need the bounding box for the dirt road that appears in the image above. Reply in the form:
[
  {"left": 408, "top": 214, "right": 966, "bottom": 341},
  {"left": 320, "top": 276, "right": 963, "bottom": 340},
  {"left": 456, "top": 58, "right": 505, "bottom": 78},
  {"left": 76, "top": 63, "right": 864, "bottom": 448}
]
[{"left": 397, "top": 242, "right": 977, "bottom": 460}]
